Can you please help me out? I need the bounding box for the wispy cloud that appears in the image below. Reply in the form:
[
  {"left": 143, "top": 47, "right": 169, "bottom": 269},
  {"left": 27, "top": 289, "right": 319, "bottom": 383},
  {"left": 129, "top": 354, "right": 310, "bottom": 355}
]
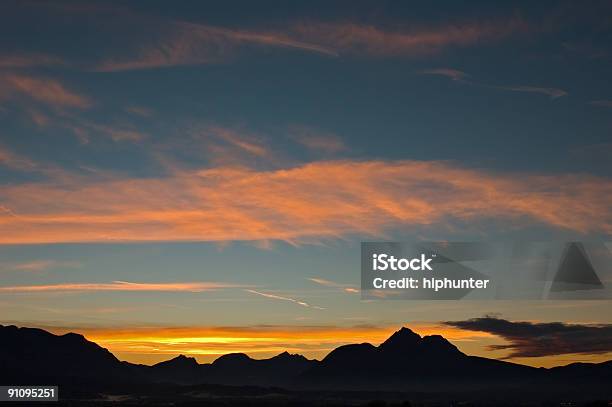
[
  {"left": 125, "top": 105, "right": 154, "bottom": 117},
  {"left": 589, "top": 100, "right": 612, "bottom": 108},
  {"left": 94, "top": 16, "right": 527, "bottom": 71},
  {"left": 289, "top": 126, "right": 347, "bottom": 154},
  {"left": 0, "top": 74, "right": 92, "bottom": 109},
  {"left": 292, "top": 18, "right": 528, "bottom": 57},
  {"left": 445, "top": 317, "right": 612, "bottom": 358},
  {"left": 308, "top": 278, "right": 359, "bottom": 293},
  {"left": 96, "top": 21, "right": 337, "bottom": 72},
  {"left": 153, "top": 125, "right": 277, "bottom": 169},
  {"left": 0, "top": 281, "right": 241, "bottom": 293},
  {"left": 245, "top": 289, "right": 325, "bottom": 309},
  {"left": 0, "top": 66, "right": 143, "bottom": 144},
  {"left": 420, "top": 68, "right": 567, "bottom": 99},
  {"left": 420, "top": 68, "right": 467, "bottom": 81},
  {"left": 20, "top": 111, "right": 148, "bottom": 144},
  {"left": 208, "top": 126, "right": 269, "bottom": 158},
  {"left": 0, "top": 159, "right": 610, "bottom": 244},
  {"left": 0, "top": 145, "right": 38, "bottom": 171},
  {"left": 67, "top": 120, "right": 147, "bottom": 143},
  {"left": 499, "top": 85, "right": 567, "bottom": 99},
  {"left": 0, "top": 260, "right": 80, "bottom": 273},
  {"left": 0, "top": 53, "right": 65, "bottom": 69}
]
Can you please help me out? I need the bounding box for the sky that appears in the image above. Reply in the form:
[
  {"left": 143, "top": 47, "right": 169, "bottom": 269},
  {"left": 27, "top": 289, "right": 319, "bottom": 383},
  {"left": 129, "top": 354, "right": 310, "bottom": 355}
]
[{"left": 0, "top": 0, "right": 611, "bottom": 367}]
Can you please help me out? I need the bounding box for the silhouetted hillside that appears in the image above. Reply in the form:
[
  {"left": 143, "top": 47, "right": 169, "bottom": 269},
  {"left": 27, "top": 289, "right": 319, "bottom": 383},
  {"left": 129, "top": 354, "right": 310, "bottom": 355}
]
[
  {"left": 0, "top": 325, "right": 128, "bottom": 384},
  {"left": 300, "top": 327, "right": 536, "bottom": 389},
  {"left": 1, "top": 324, "right": 611, "bottom": 403},
  {"left": 205, "top": 351, "right": 316, "bottom": 386},
  {"left": 149, "top": 355, "right": 205, "bottom": 384}
]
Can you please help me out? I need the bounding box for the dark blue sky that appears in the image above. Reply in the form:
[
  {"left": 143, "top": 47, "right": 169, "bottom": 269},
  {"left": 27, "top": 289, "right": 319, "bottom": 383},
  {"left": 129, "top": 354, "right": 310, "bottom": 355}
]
[{"left": 1, "top": 0, "right": 611, "bottom": 176}]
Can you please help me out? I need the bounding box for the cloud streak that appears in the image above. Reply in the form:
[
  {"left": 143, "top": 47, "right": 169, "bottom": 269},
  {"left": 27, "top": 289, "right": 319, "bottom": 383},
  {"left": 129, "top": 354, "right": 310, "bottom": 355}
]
[
  {"left": 245, "top": 289, "right": 324, "bottom": 309},
  {"left": 590, "top": 100, "right": 612, "bottom": 108},
  {"left": 0, "top": 159, "right": 610, "bottom": 244},
  {"left": 0, "top": 53, "right": 65, "bottom": 69},
  {"left": 445, "top": 317, "right": 612, "bottom": 358},
  {"left": 420, "top": 68, "right": 567, "bottom": 99},
  {"left": 0, "top": 145, "right": 38, "bottom": 171},
  {"left": 96, "top": 21, "right": 337, "bottom": 72},
  {"left": 292, "top": 18, "right": 528, "bottom": 57},
  {"left": 308, "top": 278, "right": 359, "bottom": 293},
  {"left": 95, "top": 17, "right": 527, "bottom": 71},
  {"left": 0, "top": 281, "right": 240, "bottom": 293},
  {"left": 0, "top": 260, "right": 80, "bottom": 273},
  {"left": 499, "top": 85, "right": 567, "bottom": 99},
  {"left": 420, "top": 68, "right": 467, "bottom": 81},
  {"left": 0, "top": 74, "right": 91, "bottom": 109},
  {"left": 289, "top": 127, "right": 347, "bottom": 154}
]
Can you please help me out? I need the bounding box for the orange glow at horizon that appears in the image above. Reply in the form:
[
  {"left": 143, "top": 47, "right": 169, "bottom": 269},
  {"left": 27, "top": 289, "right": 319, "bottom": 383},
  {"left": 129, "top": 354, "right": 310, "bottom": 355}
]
[
  {"left": 42, "top": 324, "right": 493, "bottom": 364},
  {"left": 25, "top": 323, "right": 610, "bottom": 367}
]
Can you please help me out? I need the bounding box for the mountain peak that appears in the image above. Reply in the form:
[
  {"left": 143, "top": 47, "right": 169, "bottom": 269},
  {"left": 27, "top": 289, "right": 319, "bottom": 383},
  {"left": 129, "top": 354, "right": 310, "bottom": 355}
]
[
  {"left": 379, "top": 327, "right": 421, "bottom": 351},
  {"left": 173, "top": 354, "right": 198, "bottom": 364},
  {"left": 212, "top": 352, "right": 252, "bottom": 366},
  {"left": 154, "top": 354, "right": 199, "bottom": 368},
  {"left": 273, "top": 351, "right": 292, "bottom": 359},
  {"left": 270, "top": 351, "right": 308, "bottom": 362}
]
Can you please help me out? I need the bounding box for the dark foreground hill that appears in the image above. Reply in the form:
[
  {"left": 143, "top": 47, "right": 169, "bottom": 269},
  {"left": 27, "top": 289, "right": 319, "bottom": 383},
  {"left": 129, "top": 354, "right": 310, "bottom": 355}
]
[{"left": 1, "top": 324, "right": 611, "bottom": 405}]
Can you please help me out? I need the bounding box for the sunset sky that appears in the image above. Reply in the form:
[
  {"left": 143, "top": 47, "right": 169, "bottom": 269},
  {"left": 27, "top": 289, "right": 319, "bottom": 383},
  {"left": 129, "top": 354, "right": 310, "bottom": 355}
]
[{"left": 1, "top": 0, "right": 611, "bottom": 368}]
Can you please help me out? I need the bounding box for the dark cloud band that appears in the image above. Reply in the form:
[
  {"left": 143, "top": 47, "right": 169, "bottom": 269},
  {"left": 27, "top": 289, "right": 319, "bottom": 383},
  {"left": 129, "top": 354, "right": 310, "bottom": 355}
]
[{"left": 445, "top": 317, "right": 612, "bottom": 358}]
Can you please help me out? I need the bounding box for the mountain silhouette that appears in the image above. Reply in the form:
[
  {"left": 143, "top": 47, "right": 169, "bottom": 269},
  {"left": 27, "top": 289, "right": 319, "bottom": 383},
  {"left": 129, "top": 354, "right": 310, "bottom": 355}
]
[
  {"left": 0, "top": 325, "right": 127, "bottom": 384},
  {"left": 299, "top": 327, "right": 535, "bottom": 389},
  {"left": 154, "top": 354, "right": 199, "bottom": 369},
  {"left": 205, "top": 351, "right": 315, "bottom": 386},
  {"left": 1, "top": 324, "right": 610, "bottom": 399},
  {"left": 150, "top": 354, "right": 204, "bottom": 383},
  {"left": 379, "top": 326, "right": 422, "bottom": 350}
]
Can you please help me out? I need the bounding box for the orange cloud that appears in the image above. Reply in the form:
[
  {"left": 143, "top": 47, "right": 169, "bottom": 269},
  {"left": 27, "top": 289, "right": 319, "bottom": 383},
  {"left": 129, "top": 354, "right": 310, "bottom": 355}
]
[
  {"left": 34, "top": 114, "right": 148, "bottom": 144},
  {"left": 208, "top": 126, "right": 269, "bottom": 158},
  {"left": 95, "top": 17, "right": 526, "bottom": 71},
  {"left": 0, "top": 260, "right": 80, "bottom": 273},
  {"left": 0, "top": 281, "right": 240, "bottom": 293},
  {"left": 154, "top": 125, "right": 275, "bottom": 168},
  {"left": 70, "top": 120, "right": 146, "bottom": 143},
  {"left": 290, "top": 126, "right": 347, "bottom": 154},
  {"left": 96, "top": 21, "right": 336, "bottom": 72},
  {"left": 0, "top": 160, "right": 610, "bottom": 244},
  {"left": 292, "top": 18, "right": 528, "bottom": 57},
  {"left": 0, "top": 74, "right": 91, "bottom": 109},
  {"left": 0, "top": 145, "right": 38, "bottom": 171}
]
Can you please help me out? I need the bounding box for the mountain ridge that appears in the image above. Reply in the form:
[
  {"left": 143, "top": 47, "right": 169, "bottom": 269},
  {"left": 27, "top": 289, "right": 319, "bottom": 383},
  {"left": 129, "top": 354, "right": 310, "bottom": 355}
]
[{"left": 1, "top": 324, "right": 610, "bottom": 393}]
